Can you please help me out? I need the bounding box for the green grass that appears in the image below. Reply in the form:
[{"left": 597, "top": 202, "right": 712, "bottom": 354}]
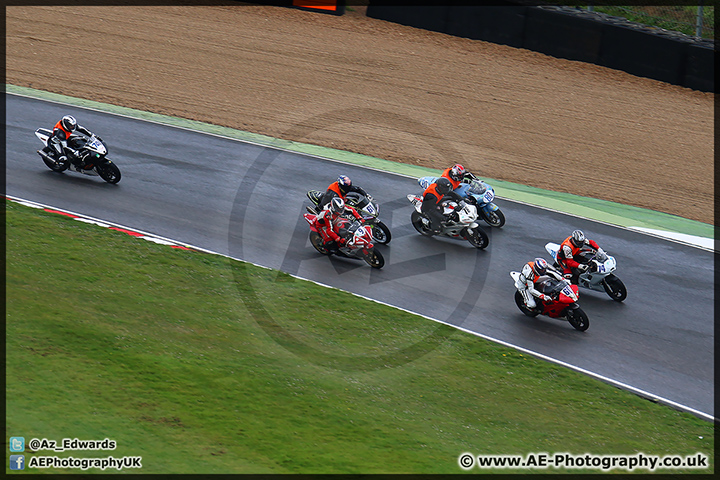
[
  {"left": 578, "top": 5, "right": 715, "bottom": 39},
  {"left": 5, "top": 200, "right": 714, "bottom": 474}
]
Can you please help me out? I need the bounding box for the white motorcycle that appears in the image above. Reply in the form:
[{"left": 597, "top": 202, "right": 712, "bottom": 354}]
[
  {"left": 35, "top": 128, "right": 121, "bottom": 184},
  {"left": 406, "top": 194, "right": 489, "bottom": 249},
  {"left": 545, "top": 242, "right": 627, "bottom": 302}
]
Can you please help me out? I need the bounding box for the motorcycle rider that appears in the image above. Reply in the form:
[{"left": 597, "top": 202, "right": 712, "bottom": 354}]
[
  {"left": 516, "top": 257, "right": 565, "bottom": 309},
  {"left": 440, "top": 163, "right": 478, "bottom": 190},
  {"left": 317, "top": 175, "right": 370, "bottom": 210},
  {"left": 43, "top": 115, "right": 98, "bottom": 170},
  {"left": 315, "top": 197, "right": 364, "bottom": 253},
  {"left": 557, "top": 229, "right": 602, "bottom": 284},
  {"left": 421, "top": 177, "right": 466, "bottom": 234}
]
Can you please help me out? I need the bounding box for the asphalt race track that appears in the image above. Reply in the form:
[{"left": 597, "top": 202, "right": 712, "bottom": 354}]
[{"left": 6, "top": 93, "right": 714, "bottom": 419}]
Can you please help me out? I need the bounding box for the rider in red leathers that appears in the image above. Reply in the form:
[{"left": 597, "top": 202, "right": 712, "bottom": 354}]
[
  {"left": 557, "top": 230, "right": 602, "bottom": 284},
  {"left": 315, "top": 197, "right": 364, "bottom": 252}
]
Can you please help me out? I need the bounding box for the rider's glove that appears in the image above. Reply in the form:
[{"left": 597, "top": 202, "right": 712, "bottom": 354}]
[
  {"left": 577, "top": 264, "right": 589, "bottom": 272},
  {"left": 458, "top": 200, "right": 466, "bottom": 209},
  {"left": 596, "top": 247, "right": 605, "bottom": 255},
  {"left": 338, "top": 237, "right": 347, "bottom": 245},
  {"left": 449, "top": 212, "right": 460, "bottom": 222},
  {"left": 542, "top": 294, "right": 552, "bottom": 302}
]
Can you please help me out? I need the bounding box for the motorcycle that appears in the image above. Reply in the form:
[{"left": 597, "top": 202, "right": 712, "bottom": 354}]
[
  {"left": 510, "top": 271, "right": 589, "bottom": 331},
  {"left": 303, "top": 213, "right": 384, "bottom": 269},
  {"left": 35, "top": 128, "right": 121, "bottom": 184},
  {"left": 418, "top": 176, "right": 505, "bottom": 227},
  {"left": 406, "top": 194, "right": 489, "bottom": 249},
  {"left": 545, "top": 242, "right": 627, "bottom": 302},
  {"left": 306, "top": 190, "right": 391, "bottom": 244}
]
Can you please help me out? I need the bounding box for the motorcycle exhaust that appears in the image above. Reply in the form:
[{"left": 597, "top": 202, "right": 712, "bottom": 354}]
[{"left": 37, "top": 150, "right": 57, "bottom": 163}]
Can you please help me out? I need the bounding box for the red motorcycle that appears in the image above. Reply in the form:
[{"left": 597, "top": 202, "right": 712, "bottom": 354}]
[
  {"left": 510, "top": 271, "right": 589, "bottom": 331},
  {"left": 303, "top": 213, "right": 384, "bottom": 269}
]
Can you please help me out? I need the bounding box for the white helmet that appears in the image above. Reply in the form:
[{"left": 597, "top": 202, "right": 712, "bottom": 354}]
[
  {"left": 571, "top": 230, "right": 585, "bottom": 247},
  {"left": 330, "top": 197, "right": 345, "bottom": 214}
]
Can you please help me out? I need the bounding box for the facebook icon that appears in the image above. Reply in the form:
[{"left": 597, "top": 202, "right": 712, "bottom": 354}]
[{"left": 10, "top": 455, "right": 25, "bottom": 470}]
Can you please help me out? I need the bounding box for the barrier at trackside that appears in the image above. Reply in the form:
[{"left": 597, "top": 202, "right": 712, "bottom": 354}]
[{"left": 366, "top": 3, "right": 715, "bottom": 93}]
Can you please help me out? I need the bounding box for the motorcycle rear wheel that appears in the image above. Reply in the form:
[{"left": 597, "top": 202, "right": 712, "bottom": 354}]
[
  {"left": 364, "top": 249, "right": 385, "bottom": 269},
  {"left": 602, "top": 274, "right": 627, "bottom": 302},
  {"left": 411, "top": 211, "right": 434, "bottom": 236},
  {"left": 97, "top": 161, "right": 121, "bottom": 184},
  {"left": 371, "top": 221, "right": 392, "bottom": 244},
  {"left": 309, "top": 232, "right": 330, "bottom": 255},
  {"left": 514, "top": 291, "right": 539, "bottom": 317},
  {"left": 481, "top": 207, "right": 506, "bottom": 228},
  {"left": 567, "top": 307, "right": 589, "bottom": 331},
  {"left": 42, "top": 154, "right": 68, "bottom": 172},
  {"left": 464, "top": 227, "right": 489, "bottom": 249}
]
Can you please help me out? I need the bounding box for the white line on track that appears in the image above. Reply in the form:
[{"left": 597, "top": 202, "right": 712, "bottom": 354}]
[
  {"left": 9, "top": 91, "right": 713, "bottom": 252},
  {"left": 7, "top": 194, "right": 714, "bottom": 422}
]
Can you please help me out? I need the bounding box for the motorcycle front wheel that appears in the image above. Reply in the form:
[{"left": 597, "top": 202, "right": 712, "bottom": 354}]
[
  {"left": 309, "top": 232, "right": 330, "bottom": 255},
  {"left": 464, "top": 226, "right": 489, "bottom": 249},
  {"left": 363, "top": 249, "right": 384, "bottom": 269},
  {"left": 97, "top": 161, "right": 121, "bottom": 184},
  {"left": 514, "top": 291, "right": 539, "bottom": 317},
  {"left": 410, "top": 211, "right": 434, "bottom": 236},
  {"left": 602, "top": 274, "right": 627, "bottom": 302},
  {"left": 371, "top": 221, "right": 392, "bottom": 244},
  {"left": 481, "top": 207, "right": 506, "bottom": 228},
  {"left": 567, "top": 307, "right": 589, "bottom": 331}
]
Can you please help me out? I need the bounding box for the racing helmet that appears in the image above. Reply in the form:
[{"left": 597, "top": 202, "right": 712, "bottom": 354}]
[
  {"left": 330, "top": 197, "right": 345, "bottom": 214},
  {"left": 61, "top": 115, "right": 77, "bottom": 132},
  {"left": 449, "top": 164, "right": 466, "bottom": 181},
  {"left": 532, "top": 258, "right": 548, "bottom": 276},
  {"left": 435, "top": 177, "right": 453, "bottom": 195},
  {"left": 337, "top": 175, "right": 352, "bottom": 188},
  {"left": 571, "top": 230, "right": 585, "bottom": 247}
]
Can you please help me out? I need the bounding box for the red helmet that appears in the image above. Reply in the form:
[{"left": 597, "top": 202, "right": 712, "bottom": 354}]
[{"left": 449, "top": 164, "right": 466, "bottom": 181}]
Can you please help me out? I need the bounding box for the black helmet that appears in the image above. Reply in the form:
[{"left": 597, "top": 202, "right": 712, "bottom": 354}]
[
  {"left": 571, "top": 230, "right": 585, "bottom": 247},
  {"left": 61, "top": 115, "right": 77, "bottom": 132},
  {"left": 330, "top": 197, "right": 345, "bottom": 214},
  {"left": 435, "top": 177, "right": 453, "bottom": 195},
  {"left": 449, "top": 164, "right": 466, "bottom": 181},
  {"left": 532, "top": 258, "right": 548, "bottom": 276}
]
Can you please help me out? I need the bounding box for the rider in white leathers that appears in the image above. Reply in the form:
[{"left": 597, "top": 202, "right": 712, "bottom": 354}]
[{"left": 516, "top": 257, "right": 565, "bottom": 309}]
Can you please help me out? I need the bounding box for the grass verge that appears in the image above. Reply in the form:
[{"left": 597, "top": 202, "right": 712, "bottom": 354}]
[{"left": 5, "top": 200, "right": 714, "bottom": 474}]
